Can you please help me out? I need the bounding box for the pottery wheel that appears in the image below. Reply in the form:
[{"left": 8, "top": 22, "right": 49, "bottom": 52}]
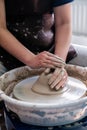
[{"left": 13, "top": 75, "right": 87, "bottom": 105}]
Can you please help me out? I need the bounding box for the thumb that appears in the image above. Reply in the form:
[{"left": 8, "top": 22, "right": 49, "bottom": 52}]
[{"left": 44, "top": 68, "right": 50, "bottom": 74}]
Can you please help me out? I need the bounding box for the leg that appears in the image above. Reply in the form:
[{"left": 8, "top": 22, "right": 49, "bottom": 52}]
[
  {"left": 68, "top": 44, "right": 87, "bottom": 67},
  {"left": 0, "top": 61, "right": 7, "bottom": 76},
  {"left": 0, "top": 61, "right": 7, "bottom": 102},
  {"left": 0, "top": 62, "right": 8, "bottom": 130}
]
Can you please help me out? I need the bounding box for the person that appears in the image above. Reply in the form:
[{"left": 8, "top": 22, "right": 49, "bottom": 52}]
[
  {"left": 0, "top": 0, "right": 84, "bottom": 129},
  {"left": 0, "top": 0, "right": 74, "bottom": 92}
]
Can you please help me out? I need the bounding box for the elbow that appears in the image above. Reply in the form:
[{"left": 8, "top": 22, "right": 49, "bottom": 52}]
[
  {"left": 62, "top": 21, "right": 72, "bottom": 31},
  {"left": 0, "top": 25, "right": 7, "bottom": 36},
  {"left": 0, "top": 26, "right": 7, "bottom": 31},
  {"left": 56, "top": 19, "right": 72, "bottom": 28},
  {"left": 55, "top": 21, "right": 72, "bottom": 34},
  {"left": 0, "top": 22, "right": 7, "bottom": 31},
  {"left": 0, "top": 25, "right": 7, "bottom": 46}
]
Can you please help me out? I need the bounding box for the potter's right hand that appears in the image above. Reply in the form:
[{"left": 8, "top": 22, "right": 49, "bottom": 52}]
[
  {"left": 27, "top": 51, "right": 62, "bottom": 69},
  {"left": 49, "top": 68, "right": 67, "bottom": 90},
  {"left": 44, "top": 55, "right": 67, "bottom": 90}
]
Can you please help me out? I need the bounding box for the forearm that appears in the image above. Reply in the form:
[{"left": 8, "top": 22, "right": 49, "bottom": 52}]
[
  {"left": 54, "top": 23, "right": 72, "bottom": 62},
  {"left": 0, "top": 28, "right": 35, "bottom": 65}
]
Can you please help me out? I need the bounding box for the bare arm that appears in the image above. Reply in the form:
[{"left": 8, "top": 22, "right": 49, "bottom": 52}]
[
  {"left": 0, "top": 0, "right": 62, "bottom": 69},
  {"left": 48, "top": 3, "right": 72, "bottom": 90},
  {"left": 53, "top": 3, "right": 72, "bottom": 61},
  {"left": 0, "top": 0, "right": 35, "bottom": 65}
]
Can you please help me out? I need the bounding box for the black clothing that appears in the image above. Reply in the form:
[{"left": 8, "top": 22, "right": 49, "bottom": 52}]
[{"left": 0, "top": 0, "right": 74, "bottom": 70}]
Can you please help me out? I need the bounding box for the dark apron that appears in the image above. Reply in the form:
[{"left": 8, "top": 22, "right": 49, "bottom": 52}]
[{"left": 0, "top": 0, "right": 77, "bottom": 70}]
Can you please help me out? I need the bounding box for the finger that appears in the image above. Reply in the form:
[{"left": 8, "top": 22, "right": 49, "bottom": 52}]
[
  {"left": 47, "top": 59, "right": 65, "bottom": 68},
  {"left": 49, "top": 69, "right": 65, "bottom": 89},
  {"left": 53, "top": 55, "right": 65, "bottom": 63},
  {"left": 44, "top": 68, "right": 50, "bottom": 74},
  {"left": 50, "top": 61, "right": 65, "bottom": 68},
  {"left": 43, "top": 59, "right": 65, "bottom": 69},
  {"left": 41, "top": 62, "right": 55, "bottom": 68},
  {"left": 48, "top": 68, "right": 61, "bottom": 85},
  {"left": 55, "top": 74, "right": 68, "bottom": 90},
  {"left": 46, "top": 55, "right": 65, "bottom": 66},
  {"left": 46, "top": 52, "right": 65, "bottom": 64},
  {"left": 41, "top": 52, "right": 65, "bottom": 68},
  {"left": 41, "top": 51, "right": 65, "bottom": 65}
]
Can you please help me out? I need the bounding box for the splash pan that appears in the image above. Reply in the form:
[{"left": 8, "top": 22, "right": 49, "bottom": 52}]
[
  {"left": 0, "top": 64, "right": 87, "bottom": 126},
  {"left": 13, "top": 76, "right": 86, "bottom": 104}
]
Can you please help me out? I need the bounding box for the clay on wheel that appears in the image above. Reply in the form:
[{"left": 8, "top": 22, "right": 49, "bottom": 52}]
[{"left": 31, "top": 72, "right": 68, "bottom": 95}]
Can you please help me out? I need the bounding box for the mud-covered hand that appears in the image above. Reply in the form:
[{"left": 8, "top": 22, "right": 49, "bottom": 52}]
[
  {"left": 28, "top": 51, "right": 65, "bottom": 69},
  {"left": 44, "top": 56, "right": 68, "bottom": 90}
]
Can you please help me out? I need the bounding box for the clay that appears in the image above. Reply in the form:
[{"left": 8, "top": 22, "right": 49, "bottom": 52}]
[
  {"left": 13, "top": 74, "right": 87, "bottom": 102},
  {"left": 32, "top": 72, "right": 68, "bottom": 95}
]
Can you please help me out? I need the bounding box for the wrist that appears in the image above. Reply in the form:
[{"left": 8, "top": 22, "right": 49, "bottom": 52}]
[
  {"left": 53, "top": 54, "right": 66, "bottom": 68},
  {"left": 54, "top": 53, "right": 67, "bottom": 63},
  {"left": 54, "top": 54, "right": 66, "bottom": 62},
  {"left": 22, "top": 51, "right": 35, "bottom": 66}
]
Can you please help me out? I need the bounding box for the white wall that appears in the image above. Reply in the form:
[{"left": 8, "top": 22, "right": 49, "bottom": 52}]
[{"left": 72, "top": 0, "right": 87, "bottom": 36}]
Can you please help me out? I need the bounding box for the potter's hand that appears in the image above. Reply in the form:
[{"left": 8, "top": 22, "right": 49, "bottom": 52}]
[
  {"left": 44, "top": 56, "right": 68, "bottom": 90},
  {"left": 47, "top": 68, "right": 68, "bottom": 90},
  {"left": 28, "top": 51, "right": 64, "bottom": 69}
]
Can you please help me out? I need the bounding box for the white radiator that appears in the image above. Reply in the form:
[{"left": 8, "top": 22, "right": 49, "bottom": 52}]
[{"left": 72, "top": 0, "right": 87, "bottom": 36}]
